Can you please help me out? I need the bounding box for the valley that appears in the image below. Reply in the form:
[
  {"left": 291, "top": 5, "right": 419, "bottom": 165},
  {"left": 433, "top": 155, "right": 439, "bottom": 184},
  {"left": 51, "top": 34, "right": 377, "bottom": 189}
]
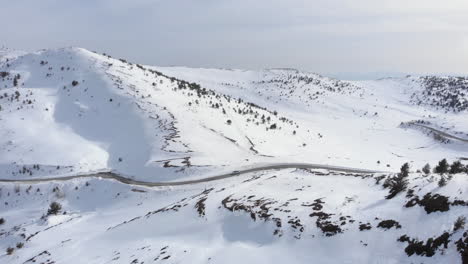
[{"left": 0, "top": 47, "right": 467, "bottom": 264}]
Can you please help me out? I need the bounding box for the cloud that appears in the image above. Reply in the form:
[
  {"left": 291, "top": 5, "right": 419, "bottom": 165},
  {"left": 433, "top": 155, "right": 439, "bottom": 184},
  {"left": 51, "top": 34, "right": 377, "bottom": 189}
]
[{"left": 1, "top": 0, "right": 467, "bottom": 76}]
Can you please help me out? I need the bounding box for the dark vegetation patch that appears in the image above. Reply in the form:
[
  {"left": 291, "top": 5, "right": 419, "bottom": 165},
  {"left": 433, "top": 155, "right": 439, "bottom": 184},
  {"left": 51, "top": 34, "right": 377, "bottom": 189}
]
[
  {"left": 309, "top": 211, "right": 342, "bottom": 236},
  {"left": 453, "top": 200, "right": 468, "bottom": 206},
  {"left": 220, "top": 194, "right": 308, "bottom": 237},
  {"left": 383, "top": 163, "right": 409, "bottom": 199},
  {"left": 251, "top": 70, "right": 361, "bottom": 108},
  {"left": 405, "top": 193, "right": 452, "bottom": 214},
  {"left": 454, "top": 216, "right": 466, "bottom": 232},
  {"left": 310, "top": 199, "right": 324, "bottom": 211},
  {"left": 195, "top": 197, "right": 208, "bottom": 217},
  {"left": 303, "top": 198, "right": 355, "bottom": 236},
  {"left": 434, "top": 158, "right": 450, "bottom": 174},
  {"left": 455, "top": 231, "right": 468, "bottom": 264},
  {"left": 47, "top": 202, "right": 62, "bottom": 215},
  {"left": 287, "top": 217, "right": 305, "bottom": 239},
  {"left": 411, "top": 76, "right": 468, "bottom": 112},
  {"left": 374, "top": 175, "right": 387, "bottom": 185},
  {"left": 0, "top": 71, "right": 9, "bottom": 78},
  {"left": 398, "top": 232, "right": 450, "bottom": 257},
  {"left": 222, "top": 195, "right": 279, "bottom": 229},
  {"left": 377, "top": 220, "right": 401, "bottom": 229},
  {"left": 359, "top": 223, "right": 372, "bottom": 231},
  {"left": 6, "top": 247, "right": 14, "bottom": 255},
  {"left": 24, "top": 250, "right": 52, "bottom": 263},
  {"left": 417, "top": 193, "right": 450, "bottom": 214}
]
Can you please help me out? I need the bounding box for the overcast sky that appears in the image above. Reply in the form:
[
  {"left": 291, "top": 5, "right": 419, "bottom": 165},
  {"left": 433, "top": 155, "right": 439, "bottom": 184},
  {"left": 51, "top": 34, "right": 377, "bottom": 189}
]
[{"left": 2, "top": 0, "right": 468, "bottom": 79}]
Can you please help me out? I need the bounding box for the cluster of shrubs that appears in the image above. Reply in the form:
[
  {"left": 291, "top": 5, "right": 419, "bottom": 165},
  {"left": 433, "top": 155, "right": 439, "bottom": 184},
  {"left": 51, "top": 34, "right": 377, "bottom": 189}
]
[
  {"left": 420, "top": 159, "right": 468, "bottom": 175},
  {"left": 6, "top": 242, "right": 24, "bottom": 255},
  {"left": 413, "top": 76, "right": 468, "bottom": 112},
  {"left": 384, "top": 159, "right": 467, "bottom": 199},
  {"left": 119, "top": 58, "right": 298, "bottom": 133},
  {"left": 397, "top": 216, "right": 465, "bottom": 261},
  {"left": 427, "top": 159, "right": 468, "bottom": 174},
  {"left": 422, "top": 159, "right": 467, "bottom": 186},
  {"left": 0, "top": 90, "right": 21, "bottom": 102},
  {"left": 255, "top": 71, "right": 359, "bottom": 101}
]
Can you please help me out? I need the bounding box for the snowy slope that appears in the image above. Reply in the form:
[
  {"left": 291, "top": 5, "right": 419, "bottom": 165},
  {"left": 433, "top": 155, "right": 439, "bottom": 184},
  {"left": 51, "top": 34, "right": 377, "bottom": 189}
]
[
  {"left": 155, "top": 67, "right": 468, "bottom": 170},
  {"left": 1, "top": 168, "right": 467, "bottom": 263},
  {"left": 1, "top": 48, "right": 467, "bottom": 181},
  {"left": 1, "top": 47, "right": 468, "bottom": 263},
  {"left": 1, "top": 48, "right": 345, "bottom": 181}
]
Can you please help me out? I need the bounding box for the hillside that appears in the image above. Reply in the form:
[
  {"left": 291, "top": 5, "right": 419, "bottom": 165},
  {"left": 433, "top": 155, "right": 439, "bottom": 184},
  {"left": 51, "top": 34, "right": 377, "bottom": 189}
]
[
  {"left": 0, "top": 48, "right": 317, "bottom": 181},
  {"left": 0, "top": 47, "right": 467, "bottom": 264},
  {"left": 156, "top": 66, "right": 468, "bottom": 169}
]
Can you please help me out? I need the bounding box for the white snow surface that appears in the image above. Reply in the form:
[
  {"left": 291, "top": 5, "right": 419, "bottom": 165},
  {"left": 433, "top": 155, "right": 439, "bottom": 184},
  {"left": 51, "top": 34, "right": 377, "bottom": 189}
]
[{"left": 0, "top": 47, "right": 467, "bottom": 263}]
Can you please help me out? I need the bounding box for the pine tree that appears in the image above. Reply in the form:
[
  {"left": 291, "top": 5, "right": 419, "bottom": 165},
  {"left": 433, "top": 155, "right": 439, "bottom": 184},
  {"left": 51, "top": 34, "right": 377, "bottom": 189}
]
[
  {"left": 434, "top": 159, "right": 449, "bottom": 174},
  {"left": 422, "top": 163, "right": 431, "bottom": 174},
  {"left": 449, "top": 161, "right": 464, "bottom": 174},
  {"left": 400, "top": 162, "right": 410, "bottom": 177},
  {"left": 47, "top": 202, "right": 62, "bottom": 215},
  {"left": 385, "top": 162, "right": 410, "bottom": 199}
]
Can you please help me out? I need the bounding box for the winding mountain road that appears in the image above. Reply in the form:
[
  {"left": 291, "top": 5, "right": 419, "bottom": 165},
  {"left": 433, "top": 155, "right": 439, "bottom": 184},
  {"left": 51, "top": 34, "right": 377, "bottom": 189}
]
[
  {"left": 0, "top": 163, "right": 385, "bottom": 187},
  {"left": 410, "top": 123, "right": 468, "bottom": 143},
  {"left": 1, "top": 124, "right": 463, "bottom": 187}
]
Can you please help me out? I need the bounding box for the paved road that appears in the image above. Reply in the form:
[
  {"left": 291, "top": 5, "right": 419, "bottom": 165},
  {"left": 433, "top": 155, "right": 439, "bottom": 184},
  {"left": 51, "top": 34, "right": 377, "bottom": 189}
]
[
  {"left": 410, "top": 123, "right": 468, "bottom": 143},
  {"left": 0, "top": 163, "right": 384, "bottom": 187}
]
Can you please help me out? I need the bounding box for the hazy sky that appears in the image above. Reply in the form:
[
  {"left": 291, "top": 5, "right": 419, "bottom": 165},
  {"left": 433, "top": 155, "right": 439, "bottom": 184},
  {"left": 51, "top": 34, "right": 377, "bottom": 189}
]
[{"left": 2, "top": 0, "right": 468, "bottom": 78}]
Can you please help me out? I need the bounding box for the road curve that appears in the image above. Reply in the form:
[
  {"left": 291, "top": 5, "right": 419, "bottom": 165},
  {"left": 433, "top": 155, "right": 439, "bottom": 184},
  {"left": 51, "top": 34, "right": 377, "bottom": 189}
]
[
  {"left": 410, "top": 123, "right": 468, "bottom": 143},
  {"left": 0, "top": 163, "right": 385, "bottom": 187}
]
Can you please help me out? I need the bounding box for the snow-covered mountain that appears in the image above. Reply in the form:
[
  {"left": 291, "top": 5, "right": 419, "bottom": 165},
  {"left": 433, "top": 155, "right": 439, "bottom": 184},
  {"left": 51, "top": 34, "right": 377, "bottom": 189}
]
[{"left": 0, "top": 47, "right": 467, "bottom": 264}]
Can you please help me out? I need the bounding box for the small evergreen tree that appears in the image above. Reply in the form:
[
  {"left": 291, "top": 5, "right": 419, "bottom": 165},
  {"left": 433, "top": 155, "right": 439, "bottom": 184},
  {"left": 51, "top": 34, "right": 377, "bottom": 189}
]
[
  {"left": 385, "top": 162, "right": 410, "bottom": 199},
  {"left": 438, "top": 176, "right": 448, "bottom": 187},
  {"left": 422, "top": 163, "right": 431, "bottom": 174},
  {"left": 454, "top": 216, "right": 466, "bottom": 232},
  {"left": 434, "top": 159, "right": 449, "bottom": 174},
  {"left": 400, "top": 163, "right": 410, "bottom": 177},
  {"left": 449, "top": 161, "right": 464, "bottom": 174},
  {"left": 385, "top": 174, "right": 408, "bottom": 199},
  {"left": 6, "top": 247, "right": 14, "bottom": 255},
  {"left": 13, "top": 74, "right": 20, "bottom": 86},
  {"left": 47, "top": 202, "right": 62, "bottom": 215}
]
